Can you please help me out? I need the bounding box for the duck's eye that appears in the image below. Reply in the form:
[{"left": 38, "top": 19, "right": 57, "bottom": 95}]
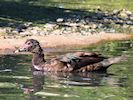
[{"left": 27, "top": 42, "right": 31, "bottom": 45}]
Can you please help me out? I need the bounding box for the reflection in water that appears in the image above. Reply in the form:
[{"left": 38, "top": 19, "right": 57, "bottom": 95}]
[
  {"left": 28, "top": 71, "right": 45, "bottom": 100},
  {"left": 0, "top": 40, "right": 133, "bottom": 100},
  {"left": 42, "top": 71, "right": 109, "bottom": 86},
  {"left": 21, "top": 69, "right": 126, "bottom": 100}
]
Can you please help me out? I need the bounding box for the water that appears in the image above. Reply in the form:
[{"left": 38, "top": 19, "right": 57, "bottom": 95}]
[{"left": 0, "top": 40, "right": 133, "bottom": 100}]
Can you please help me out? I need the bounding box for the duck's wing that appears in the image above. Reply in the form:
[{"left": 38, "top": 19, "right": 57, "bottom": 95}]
[
  {"left": 57, "top": 53, "right": 81, "bottom": 63},
  {"left": 48, "top": 52, "right": 106, "bottom": 72},
  {"left": 73, "top": 52, "right": 101, "bottom": 57},
  {"left": 57, "top": 52, "right": 106, "bottom": 65}
]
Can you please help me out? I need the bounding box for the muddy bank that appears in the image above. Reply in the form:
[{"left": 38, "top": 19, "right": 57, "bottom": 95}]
[{"left": 0, "top": 33, "right": 133, "bottom": 54}]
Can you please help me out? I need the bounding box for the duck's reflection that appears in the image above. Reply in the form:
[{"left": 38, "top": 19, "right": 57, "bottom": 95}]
[
  {"left": 32, "top": 71, "right": 45, "bottom": 92},
  {"left": 27, "top": 71, "right": 45, "bottom": 100},
  {"left": 43, "top": 71, "right": 109, "bottom": 86},
  {"left": 22, "top": 70, "right": 111, "bottom": 100}
]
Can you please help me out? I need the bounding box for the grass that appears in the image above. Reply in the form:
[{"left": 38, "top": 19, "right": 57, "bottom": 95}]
[
  {"left": 0, "top": 0, "right": 133, "bottom": 34},
  {"left": 15, "top": 0, "right": 133, "bottom": 11},
  {"left": 1, "top": 0, "right": 133, "bottom": 22}
]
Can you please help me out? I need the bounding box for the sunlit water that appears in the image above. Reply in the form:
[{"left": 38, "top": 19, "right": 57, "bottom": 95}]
[{"left": 0, "top": 40, "right": 133, "bottom": 100}]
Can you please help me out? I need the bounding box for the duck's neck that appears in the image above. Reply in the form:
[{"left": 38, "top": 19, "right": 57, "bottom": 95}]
[
  {"left": 32, "top": 47, "right": 46, "bottom": 67},
  {"left": 32, "top": 53, "right": 46, "bottom": 65}
]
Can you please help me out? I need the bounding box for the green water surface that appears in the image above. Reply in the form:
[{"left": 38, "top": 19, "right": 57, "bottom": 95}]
[{"left": 0, "top": 40, "right": 133, "bottom": 100}]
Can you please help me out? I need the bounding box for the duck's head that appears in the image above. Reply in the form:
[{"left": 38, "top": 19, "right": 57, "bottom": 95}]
[{"left": 15, "top": 39, "right": 42, "bottom": 53}]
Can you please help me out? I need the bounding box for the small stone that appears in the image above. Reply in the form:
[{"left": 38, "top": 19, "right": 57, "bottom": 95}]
[
  {"left": 32, "top": 27, "right": 40, "bottom": 31},
  {"left": 44, "top": 23, "right": 57, "bottom": 30},
  {"left": 123, "top": 25, "right": 129, "bottom": 28},
  {"left": 113, "top": 9, "right": 119, "bottom": 14},
  {"left": 105, "top": 28, "right": 115, "bottom": 33},
  {"left": 56, "top": 18, "right": 64, "bottom": 22},
  {"left": 5, "top": 27, "right": 13, "bottom": 33},
  {"left": 119, "top": 13, "right": 128, "bottom": 18},
  {"left": 125, "top": 10, "right": 132, "bottom": 15},
  {"left": 19, "top": 31, "right": 32, "bottom": 35},
  {"left": 80, "top": 19, "right": 87, "bottom": 24},
  {"left": 103, "top": 18, "right": 109, "bottom": 22},
  {"left": 118, "top": 9, "right": 132, "bottom": 18},
  {"left": 91, "top": 24, "right": 97, "bottom": 29},
  {"left": 129, "top": 16, "right": 133, "bottom": 20},
  {"left": 126, "top": 21, "right": 133, "bottom": 25},
  {"left": 16, "top": 24, "right": 28, "bottom": 33},
  {"left": 31, "top": 30, "right": 39, "bottom": 35},
  {"left": 0, "top": 28, "right": 6, "bottom": 36},
  {"left": 24, "top": 22, "right": 33, "bottom": 27},
  {"left": 52, "top": 29, "right": 62, "bottom": 35}
]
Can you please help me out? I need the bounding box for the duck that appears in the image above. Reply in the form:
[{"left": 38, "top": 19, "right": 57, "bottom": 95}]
[{"left": 15, "top": 39, "right": 126, "bottom": 72}]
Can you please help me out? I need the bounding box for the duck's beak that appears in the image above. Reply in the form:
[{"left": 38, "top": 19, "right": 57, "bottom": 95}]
[
  {"left": 14, "top": 48, "right": 28, "bottom": 53},
  {"left": 14, "top": 49, "right": 20, "bottom": 53}
]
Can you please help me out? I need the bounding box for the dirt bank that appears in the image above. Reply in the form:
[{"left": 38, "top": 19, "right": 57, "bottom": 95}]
[{"left": 0, "top": 33, "right": 133, "bottom": 54}]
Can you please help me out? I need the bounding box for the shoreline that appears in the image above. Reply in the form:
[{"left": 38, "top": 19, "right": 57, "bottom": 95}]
[{"left": 0, "top": 33, "right": 133, "bottom": 54}]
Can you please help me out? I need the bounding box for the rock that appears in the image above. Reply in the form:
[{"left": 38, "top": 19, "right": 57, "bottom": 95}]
[
  {"left": 119, "top": 13, "right": 128, "bottom": 18},
  {"left": 81, "top": 31, "right": 89, "bottom": 36},
  {"left": 97, "top": 24, "right": 103, "bottom": 28},
  {"left": 32, "top": 27, "right": 41, "bottom": 31},
  {"left": 81, "top": 25, "right": 91, "bottom": 29},
  {"left": 91, "top": 24, "right": 97, "bottom": 29},
  {"left": 19, "top": 31, "right": 32, "bottom": 36},
  {"left": 16, "top": 24, "right": 28, "bottom": 33},
  {"left": 1, "top": 8, "right": 133, "bottom": 36},
  {"left": 80, "top": 19, "right": 87, "bottom": 24},
  {"left": 129, "top": 16, "right": 133, "bottom": 20},
  {"left": 24, "top": 22, "right": 33, "bottom": 27},
  {"left": 96, "top": 6, "right": 102, "bottom": 12},
  {"left": 123, "top": 25, "right": 129, "bottom": 28},
  {"left": 125, "top": 10, "right": 132, "bottom": 15},
  {"left": 0, "top": 28, "right": 6, "bottom": 36},
  {"left": 105, "top": 28, "right": 115, "bottom": 33},
  {"left": 44, "top": 23, "right": 57, "bottom": 30},
  {"left": 126, "top": 21, "right": 133, "bottom": 25},
  {"left": 67, "top": 23, "right": 80, "bottom": 27},
  {"left": 96, "top": 13, "right": 104, "bottom": 20},
  {"left": 62, "top": 27, "right": 72, "bottom": 34},
  {"left": 113, "top": 9, "right": 120, "bottom": 15},
  {"left": 52, "top": 29, "right": 62, "bottom": 35},
  {"left": 56, "top": 18, "right": 64, "bottom": 22},
  {"left": 103, "top": 18, "right": 109, "bottom": 22},
  {"left": 112, "top": 9, "right": 132, "bottom": 20},
  {"left": 118, "top": 9, "right": 132, "bottom": 18},
  {"left": 30, "top": 29, "right": 39, "bottom": 35}
]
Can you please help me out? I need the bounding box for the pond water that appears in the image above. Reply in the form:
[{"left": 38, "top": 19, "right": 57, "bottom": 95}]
[{"left": 0, "top": 40, "right": 133, "bottom": 100}]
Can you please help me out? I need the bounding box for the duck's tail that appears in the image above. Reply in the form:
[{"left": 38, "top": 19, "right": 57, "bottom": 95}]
[
  {"left": 77, "top": 55, "right": 128, "bottom": 72},
  {"left": 101, "top": 55, "right": 128, "bottom": 67}
]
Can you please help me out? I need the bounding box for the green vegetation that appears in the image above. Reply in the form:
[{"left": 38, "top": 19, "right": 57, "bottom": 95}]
[
  {"left": 2, "top": 0, "right": 133, "bottom": 11},
  {"left": 84, "top": 40, "right": 133, "bottom": 56},
  {"left": 35, "top": 0, "right": 133, "bottom": 11},
  {"left": 0, "top": 0, "right": 133, "bottom": 23},
  {"left": 0, "top": 0, "right": 133, "bottom": 34}
]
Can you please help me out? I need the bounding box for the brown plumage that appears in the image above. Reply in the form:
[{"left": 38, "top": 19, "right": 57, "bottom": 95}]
[{"left": 15, "top": 39, "right": 126, "bottom": 72}]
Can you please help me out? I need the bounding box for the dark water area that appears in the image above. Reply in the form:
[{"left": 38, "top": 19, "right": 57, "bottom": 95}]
[{"left": 0, "top": 40, "right": 133, "bottom": 100}]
